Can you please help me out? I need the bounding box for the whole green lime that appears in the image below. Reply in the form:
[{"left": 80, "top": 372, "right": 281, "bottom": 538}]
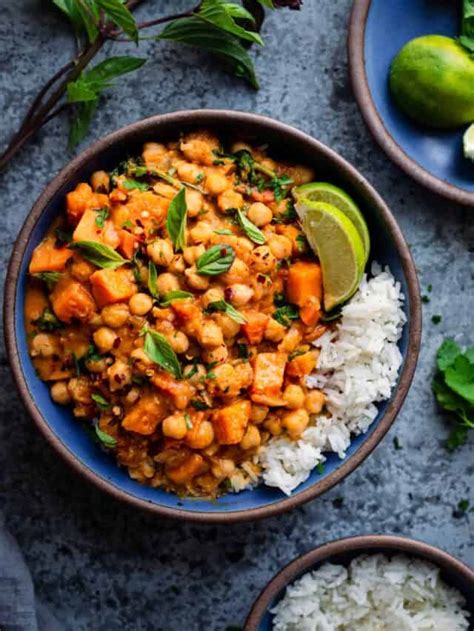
[{"left": 390, "top": 35, "right": 474, "bottom": 128}]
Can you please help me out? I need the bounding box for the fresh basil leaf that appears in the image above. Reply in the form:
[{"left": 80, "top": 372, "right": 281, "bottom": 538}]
[
  {"left": 143, "top": 328, "right": 182, "bottom": 379},
  {"left": 257, "top": 0, "right": 274, "bottom": 7},
  {"left": 55, "top": 227, "right": 73, "bottom": 246},
  {"left": 197, "top": 0, "right": 264, "bottom": 46},
  {"left": 166, "top": 187, "right": 187, "bottom": 252},
  {"left": 31, "top": 272, "right": 62, "bottom": 288},
  {"left": 32, "top": 308, "right": 63, "bottom": 332},
  {"left": 214, "top": 229, "right": 233, "bottom": 235},
  {"left": 52, "top": 0, "right": 95, "bottom": 39},
  {"left": 158, "top": 17, "right": 259, "bottom": 89},
  {"left": 196, "top": 244, "right": 236, "bottom": 275},
  {"left": 122, "top": 178, "right": 150, "bottom": 192},
  {"left": 94, "top": 422, "right": 117, "bottom": 448},
  {"left": 222, "top": 3, "right": 256, "bottom": 22},
  {"left": 96, "top": 0, "right": 139, "bottom": 43},
  {"left": 72, "top": 241, "right": 127, "bottom": 269},
  {"left": 91, "top": 393, "right": 111, "bottom": 410},
  {"left": 94, "top": 207, "right": 109, "bottom": 228},
  {"left": 159, "top": 290, "right": 194, "bottom": 306},
  {"left": 273, "top": 304, "right": 299, "bottom": 327},
  {"left": 205, "top": 299, "right": 247, "bottom": 324},
  {"left": 69, "top": 100, "right": 97, "bottom": 148},
  {"left": 236, "top": 208, "right": 266, "bottom": 244},
  {"left": 148, "top": 261, "right": 159, "bottom": 299}
]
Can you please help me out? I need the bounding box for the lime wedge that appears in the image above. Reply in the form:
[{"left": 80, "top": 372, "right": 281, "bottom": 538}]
[
  {"left": 296, "top": 200, "right": 366, "bottom": 311},
  {"left": 463, "top": 123, "right": 474, "bottom": 163},
  {"left": 293, "top": 182, "right": 370, "bottom": 263}
]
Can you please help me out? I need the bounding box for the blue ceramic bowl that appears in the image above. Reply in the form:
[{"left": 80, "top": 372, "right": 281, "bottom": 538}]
[
  {"left": 349, "top": 0, "right": 474, "bottom": 206},
  {"left": 243, "top": 535, "right": 474, "bottom": 629},
  {"left": 4, "top": 111, "right": 421, "bottom": 523}
]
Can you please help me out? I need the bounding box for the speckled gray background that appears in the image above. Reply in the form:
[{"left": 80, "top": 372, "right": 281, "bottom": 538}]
[{"left": 0, "top": 1, "right": 473, "bottom": 630}]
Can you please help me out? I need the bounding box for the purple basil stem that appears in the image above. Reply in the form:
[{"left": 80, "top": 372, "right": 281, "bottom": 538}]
[{"left": 274, "top": 0, "right": 303, "bottom": 9}]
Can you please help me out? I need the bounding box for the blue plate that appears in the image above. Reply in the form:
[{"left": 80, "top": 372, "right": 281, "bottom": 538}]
[
  {"left": 4, "top": 111, "right": 421, "bottom": 522},
  {"left": 349, "top": 0, "right": 474, "bottom": 206}
]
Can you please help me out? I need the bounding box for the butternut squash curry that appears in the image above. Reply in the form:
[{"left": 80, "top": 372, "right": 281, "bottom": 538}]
[{"left": 25, "top": 131, "right": 328, "bottom": 498}]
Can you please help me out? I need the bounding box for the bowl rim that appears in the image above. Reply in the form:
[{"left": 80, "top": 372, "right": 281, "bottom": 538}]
[
  {"left": 243, "top": 534, "right": 474, "bottom": 629},
  {"left": 4, "top": 109, "right": 422, "bottom": 524},
  {"left": 348, "top": 0, "right": 474, "bottom": 208}
]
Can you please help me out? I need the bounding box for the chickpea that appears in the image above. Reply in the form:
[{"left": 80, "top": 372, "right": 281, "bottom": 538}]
[
  {"left": 203, "top": 344, "right": 228, "bottom": 365},
  {"left": 221, "top": 258, "right": 249, "bottom": 285},
  {"left": 176, "top": 160, "right": 204, "bottom": 184},
  {"left": 107, "top": 360, "right": 132, "bottom": 391},
  {"left": 282, "top": 409, "right": 309, "bottom": 439},
  {"left": 249, "top": 246, "right": 276, "bottom": 274},
  {"left": 264, "top": 318, "right": 286, "bottom": 342},
  {"left": 90, "top": 170, "right": 110, "bottom": 193},
  {"left": 129, "top": 293, "right": 153, "bottom": 316},
  {"left": 101, "top": 304, "right": 129, "bottom": 328},
  {"left": 268, "top": 234, "right": 293, "bottom": 260},
  {"left": 189, "top": 221, "right": 214, "bottom": 244},
  {"left": 162, "top": 413, "right": 188, "bottom": 440},
  {"left": 305, "top": 390, "right": 326, "bottom": 415},
  {"left": 250, "top": 404, "right": 269, "bottom": 424},
  {"left": 50, "top": 381, "right": 71, "bottom": 405},
  {"left": 167, "top": 330, "right": 189, "bottom": 354},
  {"left": 147, "top": 239, "right": 174, "bottom": 267},
  {"left": 197, "top": 320, "right": 224, "bottom": 348},
  {"left": 156, "top": 272, "right": 181, "bottom": 295},
  {"left": 30, "top": 333, "right": 58, "bottom": 358},
  {"left": 212, "top": 313, "right": 241, "bottom": 339},
  {"left": 240, "top": 425, "right": 261, "bottom": 450},
  {"left": 283, "top": 384, "right": 305, "bottom": 410},
  {"left": 201, "top": 287, "right": 225, "bottom": 309},
  {"left": 218, "top": 189, "right": 244, "bottom": 211},
  {"left": 227, "top": 283, "right": 254, "bottom": 307},
  {"left": 85, "top": 357, "right": 107, "bottom": 373},
  {"left": 185, "top": 265, "right": 210, "bottom": 291},
  {"left": 185, "top": 188, "right": 204, "bottom": 218},
  {"left": 124, "top": 387, "right": 140, "bottom": 405},
  {"left": 205, "top": 171, "right": 229, "bottom": 195},
  {"left": 168, "top": 254, "right": 186, "bottom": 274},
  {"left": 67, "top": 377, "right": 92, "bottom": 404},
  {"left": 142, "top": 142, "right": 166, "bottom": 165},
  {"left": 234, "top": 237, "right": 254, "bottom": 260},
  {"left": 130, "top": 348, "right": 153, "bottom": 369},
  {"left": 186, "top": 419, "right": 215, "bottom": 449},
  {"left": 183, "top": 363, "right": 206, "bottom": 385},
  {"left": 183, "top": 244, "right": 206, "bottom": 265},
  {"left": 180, "top": 131, "right": 219, "bottom": 165},
  {"left": 211, "top": 458, "right": 235, "bottom": 479},
  {"left": 248, "top": 202, "right": 273, "bottom": 227},
  {"left": 93, "top": 327, "right": 118, "bottom": 353},
  {"left": 263, "top": 415, "right": 283, "bottom": 436}
]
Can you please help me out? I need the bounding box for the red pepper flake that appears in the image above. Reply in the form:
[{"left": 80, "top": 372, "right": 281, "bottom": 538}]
[
  {"left": 224, "top": 287, "right": 233, "bottom": 301},
  {"left": 136, "top": 219, "right": 144, "bottom": 229},
  {"left": 257, "top": 274, "right": 266, "bottom": 284},
  {"left": 113, "top": 337, "right": 121, "bottom": 349}
]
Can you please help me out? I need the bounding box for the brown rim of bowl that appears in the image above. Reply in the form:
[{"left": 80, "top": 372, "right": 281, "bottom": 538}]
[
  {"left": 348, "top": 0, "right": 474, "bottom": 208},
  {"left": 4, "top": 109, "right": 422, "bottom": 524},
  {"left": 244, "top": 534, "right": 474, "bottom": 629}
]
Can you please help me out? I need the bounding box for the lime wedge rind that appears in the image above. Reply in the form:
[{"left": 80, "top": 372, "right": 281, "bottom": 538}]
[
  {"left": 294, "top": 182, "right": 370, "bottom": 264},
  {"left": 296, "top": 199, "right": 366, "bottom": 311}
]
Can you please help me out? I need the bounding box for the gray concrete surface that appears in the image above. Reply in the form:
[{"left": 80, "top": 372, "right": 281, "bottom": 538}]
[{"left": 0, "top": 1, "right": 473, "bottom": 630}]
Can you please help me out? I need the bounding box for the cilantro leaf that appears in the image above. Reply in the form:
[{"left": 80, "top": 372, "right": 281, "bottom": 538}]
[
  {"left": 445, "top": 355, "right": 474, "bottom": 405},
  {"left": 437, "top": 338, "right": 461, "bottom": 372}
]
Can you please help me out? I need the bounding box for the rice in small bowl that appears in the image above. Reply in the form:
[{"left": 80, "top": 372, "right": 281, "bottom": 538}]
[{"left": 244, "top": 536, "right": 474, "bottom": 630}]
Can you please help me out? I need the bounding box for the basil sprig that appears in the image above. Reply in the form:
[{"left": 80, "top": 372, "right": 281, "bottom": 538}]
[
  {"left": 142, "top": 327, "right": 182, "bottom": 379},
  {"left": 72, "top": 241, "right": 127, "bottom": 269},
  {"left": 166, "top": 187, "right": 187, "bottom": 251},
  {"left": 205, "top": 300, "right": 247, "bottom": 324},
  {"left": 159, "top": 290, "right": 194, "bottom": 306},
  {"left": 196, "top": 244, "right": 235, "bottom": 276},
  {"left": 236, "top": 208, "right": 266, "bottom": 245},
  {"left": 91, "top": 393, "right": 111, "bottom": 410},
  {"left": 148, "top": 261, "right": 159, "bottom": 299}
]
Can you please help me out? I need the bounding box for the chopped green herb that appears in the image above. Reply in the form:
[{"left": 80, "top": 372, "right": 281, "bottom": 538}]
[
  {"left": 432, "top": 315, "right": 442, "bottom": 324},
  {"left": 204, "top": 300, "right": 247, "bottom": 324},
  {"left": 32, "top": 308, "right": 63, "bottom": 332},
  {"left": 31, "top": 272, "right": 62, "bottom": 288},
  {"left": 122, "top": 219, "right": 134, "bottom": 229},
  {"left": 237, "top": 343, "right": 249, "bottom": 360},
  {"left": 91, "top": 393, "right": 111, "bottom": 410},
  {"left": 72, "top": 241, "right": 127, "bottom": 269},
  {"left": 94, "top": 422, "right": 117, "bottom": 448},
  {"left": 54, "top": 227, "right": 73, "bottom": 246},
  {"left": 295, "top": 234, "right": 309, "bottom": 253},
  {"left": 94, "top": 206, "right": 110, "bottom": 228},
  {"left": 122, "top": 178, "right": 150, "bottom": 192},
  {"left": 316, "top": 462, "right": 325, "bottom": 475},
  {"left": 270, "top": 174, "right": 293, "bottom": 202},
  {"left": 148, "top": 261, "right": 159, "bottom": 299},
  {"left": 422, "top": 295, "right": 430, "bottom": 304},
  {"left": 214, "top": 229, "right": 234, "bottom": 236},
  {"left": 273, "top": 304, "right": 299, "bottom": 327},
  {"left": 190, "top": 399, "right": 210, "bottom": 411},
  {"left": 141, "top": 326, "right": 182, "bottom": 379},
  {"left": 195, "top": 172, "right": 204, "bottom": 183},
  {"left": 393, "top": 436, "right": 402, "bottom": 450},
  {"left": 196, "top": 244, "right": 236, "bottom": 276},
  {"left": 452, "top": 498, "right": 472, "bottom": 518},
  {"left": 184, "top": 412, "right": 193, "bottom": 429},
  {"left": 272, "top": 199, "right": 297, "bottom": 224},
  {"left": 427, "top": 284, "right": 433, "bottom": 292},
  {"left": 159, "top": 290, "right": 193, "bottom": 306}
]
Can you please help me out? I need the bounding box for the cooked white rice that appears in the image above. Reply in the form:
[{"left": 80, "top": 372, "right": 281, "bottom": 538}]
[
  {"left": 259, "top": 263, "right": 406, "bottom": 495},
  {"left": 271, "top": 554, "right": 471, "bottom": 631}
]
